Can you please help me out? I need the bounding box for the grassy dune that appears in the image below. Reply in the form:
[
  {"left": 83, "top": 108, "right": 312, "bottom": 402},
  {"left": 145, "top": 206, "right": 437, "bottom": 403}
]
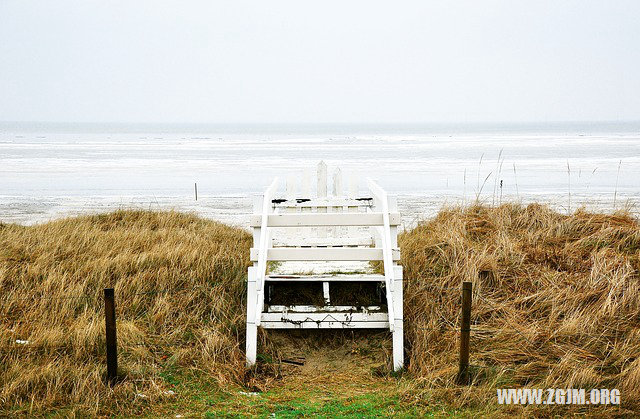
[
  {"left": 1, "top": 206, "right": 639, "bottom": 416},
  {"left": 401, "top": 204, "right": 640, "bottom": 412},
  {"left": 0, "top": 211, "right": 253, "bottom": 415}
]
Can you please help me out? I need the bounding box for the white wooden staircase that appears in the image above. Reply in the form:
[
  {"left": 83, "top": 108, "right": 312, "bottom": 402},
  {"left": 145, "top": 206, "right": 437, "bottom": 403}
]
[{"left": 246, "top": 162, "right": 404, "bottom": 371}]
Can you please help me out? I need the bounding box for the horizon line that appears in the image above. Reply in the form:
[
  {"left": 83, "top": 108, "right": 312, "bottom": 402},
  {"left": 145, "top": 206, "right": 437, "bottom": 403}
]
[{"left": 2, "top": 120, "right": 640, "bottom": 126}]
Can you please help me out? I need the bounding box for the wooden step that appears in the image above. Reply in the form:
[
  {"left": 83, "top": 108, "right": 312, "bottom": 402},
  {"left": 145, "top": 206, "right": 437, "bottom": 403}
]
[
  {"left": 266, "top": 274, "right": 385, "bottom": 282},
  {"left": 250, "top": 247, "right": 400, "bottom": 262},
  {"left": 271, "top": 236, "right": 374, "bottom": 248},
  {"left": 272, "top": 197, "right": 374, "bottom": 208},
  {"left": 260, "top": 311, "right": 389, "bottom": 329},
  {"left": 266, "top": 304, "right": 383, "bottom": 312},
  {"left": 261, "top": 321, "right": 389, "bottom": 329},
  {"left": 250, "top": 212, "right": 401, "bottom": 227}
]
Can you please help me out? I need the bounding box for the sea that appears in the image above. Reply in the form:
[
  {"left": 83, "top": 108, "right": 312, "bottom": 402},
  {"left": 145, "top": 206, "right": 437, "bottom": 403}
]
[{"left": 1, "top": 121, "right": 639, "bottom": 228}]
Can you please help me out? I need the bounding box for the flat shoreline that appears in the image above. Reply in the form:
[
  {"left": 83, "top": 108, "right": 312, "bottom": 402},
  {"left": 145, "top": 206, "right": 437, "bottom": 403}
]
[
  {"left": 2, "top": 130, "right": 639, "bottom": 227},
  {"left": 2, "top": 192, "right": 637, "bottom": 228}
]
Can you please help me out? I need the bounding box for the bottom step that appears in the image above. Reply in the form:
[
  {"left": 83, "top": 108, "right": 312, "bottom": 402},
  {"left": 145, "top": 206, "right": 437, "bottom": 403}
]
[
  {"left": 261, "top": 321, "right": 389, "bottom": 329},
  {"left": 266, "top": 305, "right": 383, "bottom": 313},
  {"left": 260, "top": 311, "right": 389, "bottom": 329}
]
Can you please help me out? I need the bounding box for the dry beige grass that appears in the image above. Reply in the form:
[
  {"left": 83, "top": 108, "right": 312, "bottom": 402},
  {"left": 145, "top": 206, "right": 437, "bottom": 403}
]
[
  {"left": 0, "top": 210, "right": 253, "bottom": 415},
  {"left": 400, "top": 203, "right": 640, "bottom": 411},
  {"left": 1, "top": 204, "right": 639, "bottom": 416}
]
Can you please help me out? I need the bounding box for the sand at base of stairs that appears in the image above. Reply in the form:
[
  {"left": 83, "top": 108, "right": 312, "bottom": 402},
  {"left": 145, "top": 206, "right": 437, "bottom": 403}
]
[{"left": 263, "top": 330, "right": 394, "bottom": 391}]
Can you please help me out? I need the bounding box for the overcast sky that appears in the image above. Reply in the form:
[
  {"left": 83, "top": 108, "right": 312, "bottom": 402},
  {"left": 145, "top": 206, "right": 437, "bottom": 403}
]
[{"left": 1, "top": 1, "right": 639, "bottom": 124}]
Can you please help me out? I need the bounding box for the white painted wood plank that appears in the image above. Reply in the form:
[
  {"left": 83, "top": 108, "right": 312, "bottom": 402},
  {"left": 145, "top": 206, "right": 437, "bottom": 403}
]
[
  {"left": 322, "top": 282, "right": 330, "bottom": 304},
  {"left": 333, "top": 167, "right": 343, "bottom": 196},
  {"left": 261, "top": 321, "right": 389, "bottom": 329},
  {"left": 347, "top": 204, "right": 358, "bottom": 244},
  {"left": 389, "top": 195, "right": 399, "bottom": 248},
  {"left": 249, "top": 212, "right": 401, "bottom": 227},
  {"left": 391, "top": 267, "right": 403, "bottom": 370},
  {"left": 272, "top": 231, "right": 374, "bottom": 247},
  {"left": 246, "top": 322, "right": 257, "bottom": 364},
  {"left": 367, "top": 178, "right": 396, "bottom": 332},
  {"left": 250, "top": 247, "right": 400, "bottom": 262},
  {"left": 265, "top": 274, "right": 385, "bottom": 282},
  {"left": 392, "top": 321, "right": 404, "bottom": 371},
  {"left": 393, "top": 266, "right": 403, "bottom": 320},
  {"left": 318, "top": 183, "right": 328, "bottom": 239},
  {"left": 271, "top": 232, "right": 373, "bottom": 247},
  {"left": 246, "top": 266, "right": 258, "bottom": 367},
  {"left": 255, "top": 178, "right": 279, "bottom": 325},
  {"left": 251, "top": 195, "right": 263, "bottom": 261},
  {"left": 261, "top": 312, "right": 389, "bottom": 322},
  {"left": 267, "top": 305, "right": 382, "bottom": 312},
  {"left": 274, "top": 198, "right": 373, "bottom": 208},
  {"left": 317, "top": 161, "right": 327, "bottom": 198}
]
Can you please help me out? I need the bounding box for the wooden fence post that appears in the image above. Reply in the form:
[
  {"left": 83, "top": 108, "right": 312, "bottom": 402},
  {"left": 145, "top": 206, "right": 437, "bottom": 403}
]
[
  {"left": 457, "top": 281, "right": 472, "bottom": 384},
  {"left": 104, "top": 288, "right": 118, "bottom": 385},
  {"left": 194, "top": 182, "right": 198, "bottom": 201},
  {"left": 333, "top": 167, "right": 342, "bottom": 197},
  {"left": 317, "top": 161, "right": 327, "bottom": 198}
]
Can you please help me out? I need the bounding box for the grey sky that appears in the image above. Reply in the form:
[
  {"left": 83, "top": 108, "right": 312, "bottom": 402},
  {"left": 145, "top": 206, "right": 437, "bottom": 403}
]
[{"left": 1, "top": 1, "right": 639, "bottom": 124}]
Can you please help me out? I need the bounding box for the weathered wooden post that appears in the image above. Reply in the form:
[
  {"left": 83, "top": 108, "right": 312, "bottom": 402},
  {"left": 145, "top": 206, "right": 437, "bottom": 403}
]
[
  {"left": 104, "top": 288, "right": 118, "bottom": 384},
  {"left": 194, "top": 182, "right": 198, "bottom": 201},
  {"left": 317, "top": 161, "right": 327, "bottom": 198},
  {"left": 246, "top": 193, "right": 263, "bottom": 367},
  {"left": 333, "top": 167, "right": 342, "bottom": 197},
  {"left": 457, "top": 281, "right": 472, "bottom": 384},
  {"left": 317, "top": 161, "right": 328, "bottom": 239}
]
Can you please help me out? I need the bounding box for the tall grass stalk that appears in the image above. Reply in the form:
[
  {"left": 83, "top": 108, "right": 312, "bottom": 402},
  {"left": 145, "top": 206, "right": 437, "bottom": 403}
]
[
  {"left": 476, "top": 153, "right": 484, "bottom": 193},
  {"left": 512, "top": 162, "right": 519, "bottom": 200},
  {"left": 492, "top": 149, "right": 504, "bottom": 206},
  {"left": 475, "top": 172, "right": 492, "bottom": 203},
  {"left": 614, "top": 159, "right": 622, "bottom": 209},
  {"left": 463, "top": 168, "right": 467, "bottom": 206}
]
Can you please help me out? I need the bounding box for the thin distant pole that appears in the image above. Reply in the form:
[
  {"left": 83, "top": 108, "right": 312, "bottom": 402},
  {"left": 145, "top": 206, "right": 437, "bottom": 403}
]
[{"left": 195, "top": 183, "right": 198, "bottom": 201}]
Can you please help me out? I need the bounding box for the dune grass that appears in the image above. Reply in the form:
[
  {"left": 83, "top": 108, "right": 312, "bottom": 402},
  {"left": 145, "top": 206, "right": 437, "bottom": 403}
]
[
  {"left": 400, "top": 203, "right": 640, "bottom": 413},
  {"left": 1, "top": 205, "right": 639, "bottom": 416},
  {"left": 0, "top": 210, "right": 254, "bottom": 416}
]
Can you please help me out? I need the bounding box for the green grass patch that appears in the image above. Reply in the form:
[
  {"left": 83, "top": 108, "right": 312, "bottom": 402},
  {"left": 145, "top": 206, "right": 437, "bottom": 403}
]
[{"left": 205, "top": 390, "right": 427, "bottom": 418}]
